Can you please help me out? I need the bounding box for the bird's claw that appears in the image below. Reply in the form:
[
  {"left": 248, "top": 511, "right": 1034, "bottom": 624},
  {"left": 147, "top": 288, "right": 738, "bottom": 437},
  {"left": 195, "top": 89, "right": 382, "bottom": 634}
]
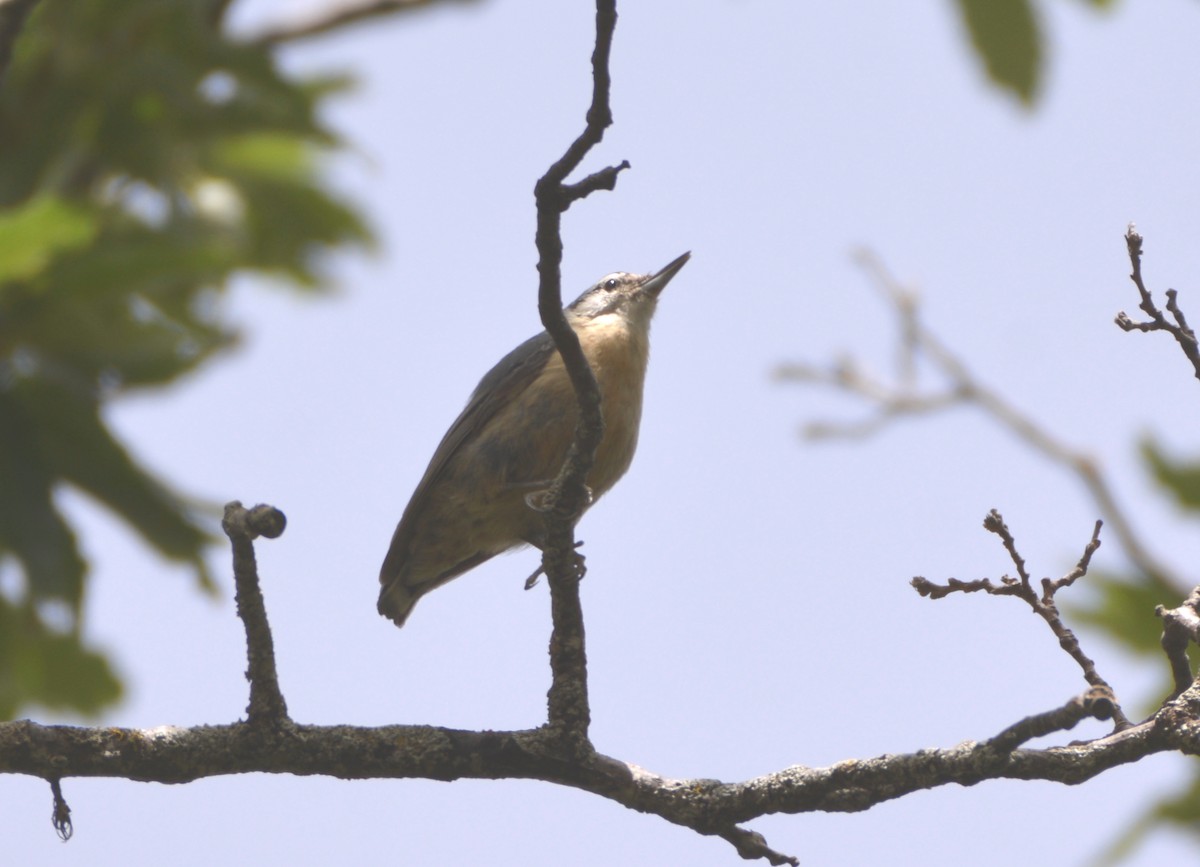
[
  {"left": 524, "top": 485, "right": 594, "bottom": 514},
  {"left": 523, "top": 542, "right": 587, "bottom": 590}
]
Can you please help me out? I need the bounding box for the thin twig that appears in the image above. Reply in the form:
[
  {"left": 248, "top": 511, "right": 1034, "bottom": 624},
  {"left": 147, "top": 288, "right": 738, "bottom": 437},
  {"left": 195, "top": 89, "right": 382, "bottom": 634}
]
[
  {"left": 717, "top": 827, "right": 799, "bottom": 866},
  {"left": 221, "top": 501, "right": 290, "bottom": 727},
  {"left": 1115, "top": 224, "right": 1200, "bottom": 384},
  {"left": 913, "top": 511, "right": 1131, "bottom": 729},
  {"left": 777, "top": 248, "right": 1182, "bottom": 594},
  {"left": 531, "top": 0, "right": 626, "bottom": 751},
  {"left": 48, "top": 777, "right": 71, "bottom": 841},
  {"left": 985, "top": 687, "right": 1116, "bottom": 753}
]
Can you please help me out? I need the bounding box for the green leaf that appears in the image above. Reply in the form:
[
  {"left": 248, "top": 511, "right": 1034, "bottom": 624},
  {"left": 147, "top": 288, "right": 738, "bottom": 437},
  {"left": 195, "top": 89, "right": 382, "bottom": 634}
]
[
  {"left": 0, "top": 597, "right": 122, "bottom": 720},
  {"left": 1068, "top": 570, "right": 1173, "bottom": 658},
  {"left": 0, "top": 0, "right": 372, "bottom": 718},
  {"left": 1142, "top": 438, "right": 1200, "bottom": 511},
  {"left": 0, "top": 394, "right": 88, "bottom": 604},
  {"left": 953, "top": 0, "right": 1043, "bottom": 105},
  {"left": 10, "top": 378, "right": 215, "bottom": 573},
  {"left": 211, "top": 133, "right": 316, "bottom": 182},
  {"left": 1069, "top": 569, "right": 1195, "bottom": 719},
  {"left": 1091, "top": 771, "right": 1200, "bottom": 866},
  {"left": 0, "top": 196, "right": 98, "bottom": 283}
]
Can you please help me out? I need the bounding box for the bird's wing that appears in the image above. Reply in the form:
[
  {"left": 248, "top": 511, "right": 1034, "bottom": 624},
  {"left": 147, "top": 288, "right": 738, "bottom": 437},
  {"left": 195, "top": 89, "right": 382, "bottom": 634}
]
[{"left": 379, "top": 330, "right": 557, "bottom": 585}]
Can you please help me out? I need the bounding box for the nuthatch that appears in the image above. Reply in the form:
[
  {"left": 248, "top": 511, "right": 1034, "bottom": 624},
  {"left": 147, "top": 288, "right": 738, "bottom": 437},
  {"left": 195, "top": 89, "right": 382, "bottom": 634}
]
[{"left": 378, "top": 252, "right": 690, "bottom": 627}]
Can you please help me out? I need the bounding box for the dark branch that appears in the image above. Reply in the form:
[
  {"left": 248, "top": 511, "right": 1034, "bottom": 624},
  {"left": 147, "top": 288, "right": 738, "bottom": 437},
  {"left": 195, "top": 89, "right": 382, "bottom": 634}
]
[
  {"left": 986, "top": 688, "right": 1115, "bottom": 753},
  {"left": 1156, "top": 585, "right": 1200, "bottom": 701},
  {"left": 531, "top": 0, "right": 622, "bottom": 751},
  {"left": 5, "top": 684, "right": 1194, "bottom": 848},
  {"left": 718, "top": 827, "right": 799, "bottom": 866},
  {"left": 913, "top": 512, "right": 1130, "bottom": 729},
  {"left": 0, "top": 0, "right": 40, "bottom": 86},
  {"left": 248, "top": 0, "right": 481, "bottom": 47},
  {"left": 561, "top": 159, "right": 631, "bottom": 205},
  {"left": 1115, "top": 225, "right": 1200, "bottom": 384},
  {"left": 48, "top": 777, "right": 71, "bottom": 841},
  {"left": 221, "top": 501, "right": 290, "bottom": 727}
]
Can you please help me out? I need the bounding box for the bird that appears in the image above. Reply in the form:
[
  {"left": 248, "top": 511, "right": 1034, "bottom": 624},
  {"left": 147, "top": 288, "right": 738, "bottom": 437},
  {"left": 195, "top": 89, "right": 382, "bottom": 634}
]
[{"left": 378, "top": 252, "right": 690, "bottom": 627}]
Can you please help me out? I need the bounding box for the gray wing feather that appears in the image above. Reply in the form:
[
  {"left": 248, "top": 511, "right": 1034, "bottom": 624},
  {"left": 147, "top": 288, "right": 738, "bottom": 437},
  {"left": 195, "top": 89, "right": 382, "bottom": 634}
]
[{"left": 379, "top": 330, "right": 557, "bottom": 583}]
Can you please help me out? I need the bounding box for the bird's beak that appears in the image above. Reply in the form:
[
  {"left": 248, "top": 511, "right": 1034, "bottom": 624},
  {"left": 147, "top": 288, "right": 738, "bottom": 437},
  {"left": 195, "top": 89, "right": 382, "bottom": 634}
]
[{"left": 641, "top": 251, "right": 691, "bottom": 298}]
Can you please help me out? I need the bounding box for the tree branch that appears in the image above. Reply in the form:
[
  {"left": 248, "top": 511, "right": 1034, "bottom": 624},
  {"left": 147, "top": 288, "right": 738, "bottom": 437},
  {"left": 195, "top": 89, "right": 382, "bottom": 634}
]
[
  {"left": 913, "top": 511, "right": 1131, "bottom": 729},
  {"left": 221, "top": 501, "right": 289, "bottom": 727},
  {"left": 5, "top": 682, "right": 1196, "bottom": 850},
  {"left": 10, "top": 493, "right": 1200, "bottom": 864},
  {"left": 1156, "top": 584, "right": 1200, "bottom": 702},
  {"left": 776, "top": 247, "right": 1184, "bottom": 595},
  {"left": 1115, "top": 224, "right": 1200, "bottom": 385},
  {"left": 985, "top": 688, "right": 1114, "bottom": 753},
  {"left": 531, "top": 0, "right": 628, "bottom": 753}
]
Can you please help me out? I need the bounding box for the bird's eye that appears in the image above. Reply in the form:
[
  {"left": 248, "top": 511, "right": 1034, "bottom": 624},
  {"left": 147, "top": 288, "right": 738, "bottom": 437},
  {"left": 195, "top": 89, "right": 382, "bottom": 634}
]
[{"left": 603, "top": 278, "right": 619, "bottom": 291}]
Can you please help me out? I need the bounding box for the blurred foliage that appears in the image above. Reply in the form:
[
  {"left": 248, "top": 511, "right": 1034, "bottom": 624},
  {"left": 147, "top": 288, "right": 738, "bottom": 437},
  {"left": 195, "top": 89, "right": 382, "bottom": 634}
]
[
  {"left": 1143, "top": 439, "right": 1200, "bottom": 510},
  {"left": 1073, "top": 438, "right": 1200, "bottom": 863},
  {"left": 0, "top": 0, "right": 369, "bottom": 719},
  {"left": 954, "top": 0, "right": 1043, "bottom": 105},
  {"left": 1072, "top": 570, "right": 1176, "bottom": 661},
  {"left": 1093, "top": 758, "right": 1200, "bottom": 867},
  {"left": 951, "top": 0, "right": 1118, "bottom": 106},
  {"left": 1070, "top": 438, "right": 1199, "bottom": 668}
]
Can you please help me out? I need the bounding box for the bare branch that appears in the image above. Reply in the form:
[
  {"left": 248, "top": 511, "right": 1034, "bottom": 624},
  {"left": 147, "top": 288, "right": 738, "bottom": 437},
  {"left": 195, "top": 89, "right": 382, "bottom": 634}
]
[
  {"left": 914, "top": 512, "right": 1130, "bottom": 729},
  {"left": 718, "top": 827, "right": 799, "bottom": 866},
  {"left": 985, "top": 688, "right": 1115, "bottom": 753},
  {"left": 1115, "top": 225, "right": 1200, "bottom": 383},
  {"left": 17, "top": 550, "right": 1200, "bottom": 864},
  {"left": 777, "top": 248, "right": 1183, "bottom": 594},
  {"left": 247, "top": 0, "right": 481, "bottom": 47},
  {"left": 221, "top": 501, "right": 290, "bottom": 727},
  {"left": 1156, "top": 585, "right": 1200, "bottom": 701},
  {"left": 6, "top": 682, "right": 1197, "bottom": 854},
  {"left": 531, "top": 0, "right": 623, "bottom": 752}
]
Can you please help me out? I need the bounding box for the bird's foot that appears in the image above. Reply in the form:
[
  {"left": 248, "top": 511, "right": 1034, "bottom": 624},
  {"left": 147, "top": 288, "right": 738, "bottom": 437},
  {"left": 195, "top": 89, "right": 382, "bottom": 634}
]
[
  {"left": 524, "top": 485, "right": 594, "bottom": 513},
  {"left": 523, "top": 542, "right": 587, "bottom": 590}
]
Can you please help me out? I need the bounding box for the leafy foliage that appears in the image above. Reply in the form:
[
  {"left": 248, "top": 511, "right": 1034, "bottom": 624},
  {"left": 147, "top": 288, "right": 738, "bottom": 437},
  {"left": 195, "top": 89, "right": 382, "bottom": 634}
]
[
  {"left": 1070, "top": 437, "right": 1200, "bottom": 861},
  {"left": 0, "top": 0, "right": 369, "bottom": 718},
  {"left": 1143, "top": 439, "right": 1200, "bottom": 511},
  {"left": 953, "top": 0, "right": 1043, "bottom": 105}
]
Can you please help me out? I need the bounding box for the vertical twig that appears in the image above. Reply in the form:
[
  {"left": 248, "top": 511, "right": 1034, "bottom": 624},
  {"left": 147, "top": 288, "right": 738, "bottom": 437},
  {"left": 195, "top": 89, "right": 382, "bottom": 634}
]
[
  {"left": 48, "top": 777, "right": 72, "bottom": 841},
  {"left": 221, "top": 501, "right": 290, "bottom": 727},
  {"left": 532, "top": 0, "right": 627, "bottom": 748}
]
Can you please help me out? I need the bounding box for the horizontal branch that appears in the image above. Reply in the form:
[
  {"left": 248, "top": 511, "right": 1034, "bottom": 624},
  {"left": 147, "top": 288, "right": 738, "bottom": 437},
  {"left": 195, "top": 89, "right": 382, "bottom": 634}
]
[{"left": 6, "top": 681, "right": 1198, "bottom": 847}]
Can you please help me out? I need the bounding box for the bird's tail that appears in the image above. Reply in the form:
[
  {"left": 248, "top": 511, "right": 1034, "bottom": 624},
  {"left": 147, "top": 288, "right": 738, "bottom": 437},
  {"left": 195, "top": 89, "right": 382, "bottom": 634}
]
[{"left": 378, "top": 580, "right": 420, "bottom": 628}]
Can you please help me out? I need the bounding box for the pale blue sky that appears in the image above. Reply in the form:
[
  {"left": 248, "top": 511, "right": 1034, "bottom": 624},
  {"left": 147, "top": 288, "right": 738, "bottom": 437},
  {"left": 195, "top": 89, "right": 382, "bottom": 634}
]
[{"left": 8, "top": 1, "right": 1200, "bottom": 864}]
